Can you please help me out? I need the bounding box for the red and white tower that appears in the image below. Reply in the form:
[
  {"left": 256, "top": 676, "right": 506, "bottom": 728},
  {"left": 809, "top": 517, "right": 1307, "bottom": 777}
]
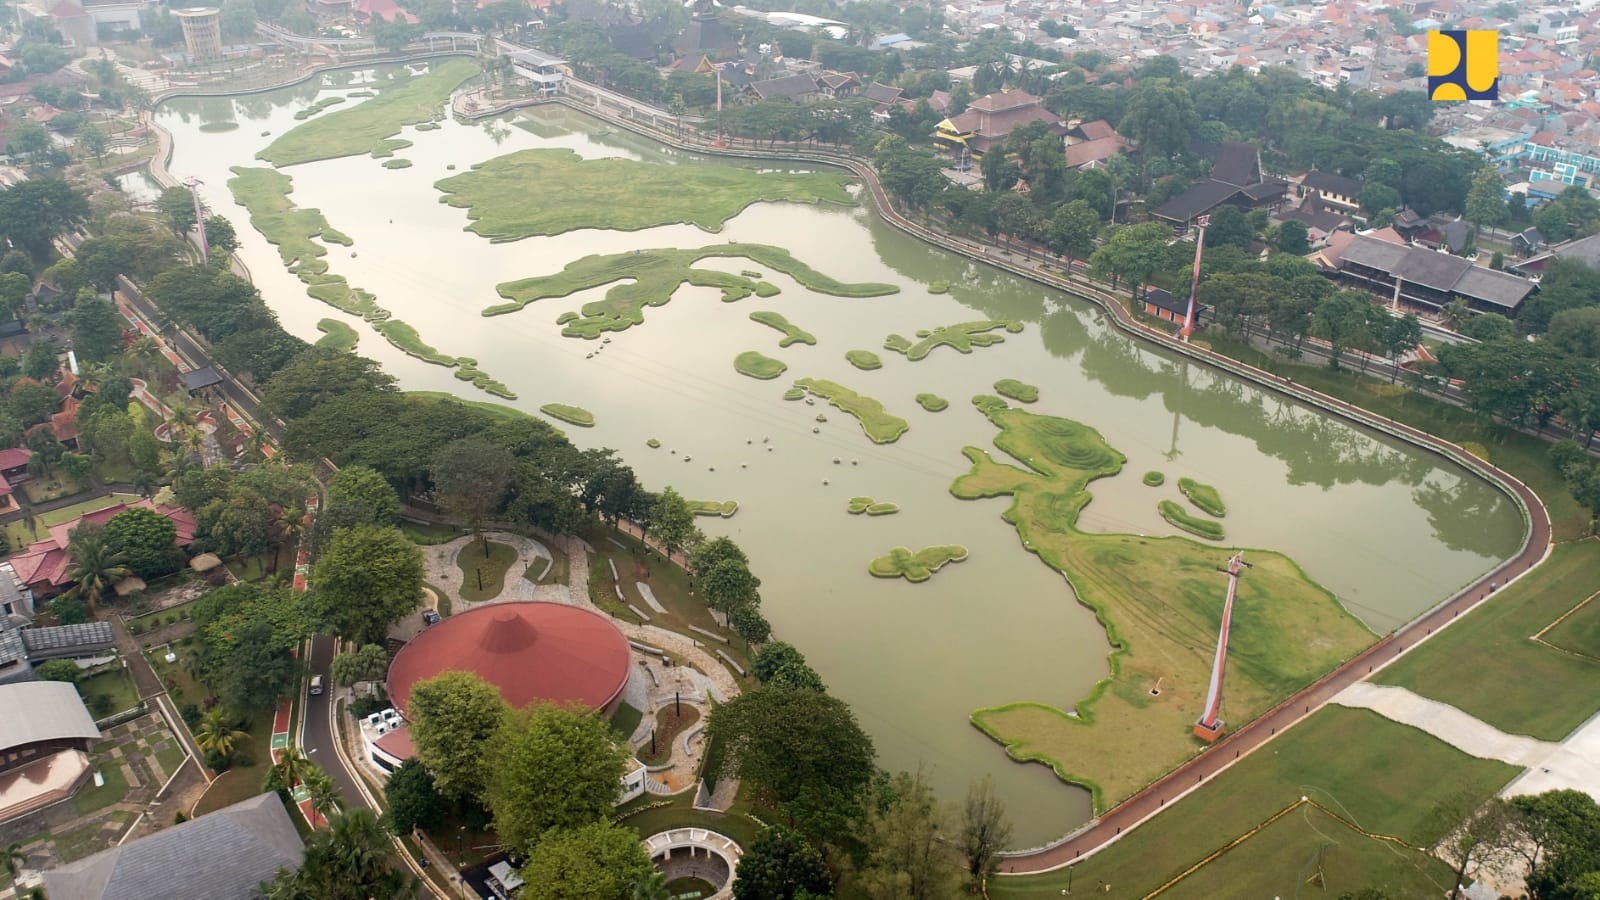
[
  {"left": 1180, "top": 214, "right": 1209, "bottom": 342},
  {"left": 1193, "top": 551, "right": 1247, "bottom": 743}
]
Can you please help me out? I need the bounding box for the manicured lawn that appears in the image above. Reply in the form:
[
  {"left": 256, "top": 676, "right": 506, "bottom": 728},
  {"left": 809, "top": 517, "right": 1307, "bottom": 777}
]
[
  {"left": 20, "top": 493, "right": 143, "bottom": 541},
  {"left": 257, "top": 58, "right": 479, "bottom": 166},
  {"left": 190, "top": 706, "right": 275, "bottom": 815},
  {"left": 155, "top": 743, "right": 188, "bottom": 778},
  {"left": 608, "top": 702, "right": 643, "bottom": 742},
  {"left": 1376, "top": 539, "right": 1600, "bottom": 740},
  {"left": 400, "top": 518, "right": 464, "bottom": 545},
  {"left": 1543, "top": 590, "right": 1600, "bottom": 660},
  {"left": 988, "top": 706, "right": 1519, "bottom": 898},
  {"left": 1177, "top": 477, "right": 1226, "bottom": 517},
  {"left": 617, "top": 792, "right": 764, "bottom": 849},
  {"left": 587, "top": 554, "right": 644, "bottom": 624},
  {"left": 1202, "top": 333, "right": 1586, "bottom": 540},
  {"left": 456, "top": 539, "right": 517, "bottom": 603},
  {"left": 1158, "top": 499, "right": 1226, "bottom": 541},
  {"left": 435, "top": 147, "right": 855, "bottom": 239},
  {"left": 146, "top": 648, "right": 206, "bottom": 707},
  {"left": 78, "top": 667, "right": 141, "bottom": 718},
  {"left": 488, "top": 244, "right": 897, "bottom": 335},
  {"left": 22, "top": 474, "right": 88, "bottom": 504},
  {"left": 956, "top": 406, "right": 1375, "bottom": 810},
  {"left": 73, "top": 759, "right": 129, "bottom": 815},
  {"left": 793, "top": 377, "right": 909, "bottom": 444},
  {"left": 225, "top": 548, "right": 289, "bottom": 582},
  {"left": 1155, "top": 804, "right": 1456, "bottom": 899},
  {"left": 523, "top": 542, "right": 567, "bottom": 585}
]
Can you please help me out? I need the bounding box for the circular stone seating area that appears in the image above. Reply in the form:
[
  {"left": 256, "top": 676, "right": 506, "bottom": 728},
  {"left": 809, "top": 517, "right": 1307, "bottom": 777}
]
[{"left": 643, "top": 828, "right": 741, "bottom": 899}]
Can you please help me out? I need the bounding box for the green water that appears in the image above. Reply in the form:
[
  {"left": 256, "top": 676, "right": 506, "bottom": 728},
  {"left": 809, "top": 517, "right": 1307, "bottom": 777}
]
[{"left": 156, "top": 73, "right": 1525, "bottom": 847}]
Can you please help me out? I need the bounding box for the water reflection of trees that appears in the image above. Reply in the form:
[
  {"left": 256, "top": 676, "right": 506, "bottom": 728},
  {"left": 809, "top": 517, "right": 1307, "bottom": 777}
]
[{"left": 1411, "top": 477, "right": 1519, "bottom": 557}]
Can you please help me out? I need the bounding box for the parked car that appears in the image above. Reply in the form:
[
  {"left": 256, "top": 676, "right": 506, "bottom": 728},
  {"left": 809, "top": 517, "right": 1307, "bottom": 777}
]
[{"left": 422, "top": 610, "right": 442, "bottom": 626}]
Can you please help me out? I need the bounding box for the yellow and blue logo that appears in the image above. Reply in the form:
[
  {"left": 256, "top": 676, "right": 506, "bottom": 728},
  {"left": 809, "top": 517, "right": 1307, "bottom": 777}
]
[{"left": 1428, "top": 30, "right": 1498, "bottom": 101}]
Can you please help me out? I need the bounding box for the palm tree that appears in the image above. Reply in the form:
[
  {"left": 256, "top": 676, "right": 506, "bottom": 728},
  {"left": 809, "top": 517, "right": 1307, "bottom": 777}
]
[
  {"left": 271, "top": 513, "right": 305, "bottom": 575},
  {"left": 130, "top": 335, "right": 162, "bottom": 376},
  {"left": 2, "top": 842, "right": 27, "bottom": 896},
  {"left": 65, "top": 528, "right": 131, "bottom": 614},
  {"left": 322, "top": 808, "right": 399, "bottom": 892},
  {"left": 304, "top": 766, "right": 341, "bottom": 822},
  {"left": 268, "top": 746, "right": 313, "bottom": 793},
  {"left": 194, "top": 709, "right": 248, "bottom": 762},
  {"left": 631, "top": 872, "right": 671, "bottom": 900}
]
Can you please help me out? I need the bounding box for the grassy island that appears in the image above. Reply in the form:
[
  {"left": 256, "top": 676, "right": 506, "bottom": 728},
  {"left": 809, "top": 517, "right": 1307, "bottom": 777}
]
[
  {"left": 539, "top": 404, "right": 594, "bottom": 427},
  {"left": 1159, "top": 500, "right": 1226, "bottom": 540},
  {"left": 953, "top": 405, "right": 1373, "bottom": 810},
  {"left": 883, "top": 320, "right": 1023, "bottom": 361},
  {"left": 915, "top": 393, "right": 949, "bottom": 412},
  {"left": 1178, "top": 477, "right": 1227, "bottom": 517},
  {"left": 489, "top": 245, "right": 896, "bottom": 337},
  {"left": 929, "top": 281, "right": 950, "bottom": 294},
  {"left": 994, "top": 379, "right": 1039, "bottom": 403},
  {"left": 868, "top": 545, "right": 967, "bottom": 582},
  {"left": 751, "top": 311, "right": 816, "bottom": 348},
  {"left": 258, "top": 59, "right": 477, "bottom": 166},
  {"left": 846, "top": 350, "right": 883, "bottom": 371},
  {"left": 793, "top": 378, "right": 908, "bottom": 444},
  {"left": 734, "top": 351, "right": 787, "bottom": 380},
  {"left": 435, "top": 148, "right": 855, "bottom": 240},
  {"left": 687, "top": 500, "right": 739, "bottom": 518},
  {"left": 382, "top": 158, "right": 413, "bottom": 169},
  {"left": 1142, "top": 470, "right": 1165, "bottom": 487},
  {"left": 315, "top": 318, "right": 358, "bottom": 351},
  {"left": 782, "top": 387, "right": 806, "bottom": 400},
  {"left": 847, "top": 497, "right": 899, "bottom": 516},
  {"left": 227, "top": 166, "right": 513, "bottom": 399}
]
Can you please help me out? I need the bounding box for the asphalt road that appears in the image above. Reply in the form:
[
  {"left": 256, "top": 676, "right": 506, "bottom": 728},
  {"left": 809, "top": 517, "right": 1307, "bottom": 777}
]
[{"left": 302, "top": 634, "right": 370, "bottom": 809}]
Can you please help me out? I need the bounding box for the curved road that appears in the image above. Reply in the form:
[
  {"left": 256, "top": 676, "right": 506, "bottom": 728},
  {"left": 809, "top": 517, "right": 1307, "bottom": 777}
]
[{"left": 547, "top": 100, "right": 1555, "bottom": 874}]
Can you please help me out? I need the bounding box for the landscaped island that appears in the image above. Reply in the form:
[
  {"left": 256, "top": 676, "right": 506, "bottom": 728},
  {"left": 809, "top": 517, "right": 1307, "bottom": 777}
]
[
  {"left": 539, "top": 404, "right": 595, "bottom": 427},
  {"left": 953, "top": 405, "right": 1373, "bottom": 810},
  {"left": 315, "top": 318, "right": 358, "bottom": 351},
  {"left": 1178, "top": 477, "right": 1227, "bottom": 517},
  {"left": 687, "top": 500, "right": 739, "bottom": 518},
  {"left": 750, "top": 311, "right": 816, "bottom": 347},
  {"left": 869, "top": 545, "right": 968, "bottom": 582},
  {"left": 994, "top": 379, "right": 1039, "bottom": 403},
  {"left": 915, "top": 393, "right": 949, "bottom": 412},
  {"left": 1158, "top": 500, "right": 1226, "bottom": 540},
  {"left": 847, "top": 497, "right": 899, "bottom": 516},
  {"left": 884, "top": 320, "right": 1024, "bottom": 361},
  {"left": 487, "top": 244, "right": 897, "bottom": 338},
  {"left": 227, "top": 166, "right": 513, "bottom": 398},
  {"left": 846, "top": 350, "right": 883, "bottom": 371},
  {"left": 257, "top": 58, "right": 478, "bottom": 166},
  {"left": 734, "top": 351, "right": 787, "bottom": 380},
  {"left": 434, "top": 147, "right": 856, "bottom": 239},
  {"left": 792, "top": 378, "right": 909, "bottom": 444}
]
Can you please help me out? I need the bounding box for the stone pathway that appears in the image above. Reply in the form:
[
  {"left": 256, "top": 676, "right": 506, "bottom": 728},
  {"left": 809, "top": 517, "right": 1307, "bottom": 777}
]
[
  {"left": 1332, "top": 683, "right": 1600, "bottom": 802},
  {"left": 417, "top": 531, "right": 567, "bottom": 613}
]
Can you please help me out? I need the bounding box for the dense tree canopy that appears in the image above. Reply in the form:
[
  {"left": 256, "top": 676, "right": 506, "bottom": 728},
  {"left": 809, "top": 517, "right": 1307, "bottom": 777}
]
[
  {"left": 483, "top": 703, "right": 629, "bottom": 855},
  {"left": 516, "top": 822, "right": 655, "bottom": 899},
  {"left": 311, "top": 524, "right": 423, "bottom": 645},
  {"left": 406, "top": 671, "right": 509, "bottom": 802}
]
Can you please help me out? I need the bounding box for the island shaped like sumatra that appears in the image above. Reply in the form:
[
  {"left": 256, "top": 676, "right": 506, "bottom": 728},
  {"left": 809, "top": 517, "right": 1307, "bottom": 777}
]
[{"left": 953, "top": 401, "right": 1374, "bottom": 810}]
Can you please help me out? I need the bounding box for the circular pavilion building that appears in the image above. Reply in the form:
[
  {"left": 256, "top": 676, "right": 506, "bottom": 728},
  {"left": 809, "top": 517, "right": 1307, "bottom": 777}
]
[{"left": 386, "top": 601, "right": 633, "bottom": 717}]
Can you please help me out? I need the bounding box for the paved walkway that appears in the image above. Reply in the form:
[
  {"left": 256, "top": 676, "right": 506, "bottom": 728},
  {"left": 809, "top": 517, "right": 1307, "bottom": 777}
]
[{"left": 1334, "top": 683, "right": 1600, "bottom": 803}]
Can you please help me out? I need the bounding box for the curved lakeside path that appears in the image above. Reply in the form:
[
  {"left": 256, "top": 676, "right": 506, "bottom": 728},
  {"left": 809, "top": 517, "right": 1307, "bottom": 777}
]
[
  {"left": 538, "top": 94, "right": 1554, "bottom": 873},
  {"left": 146, "top": 65, "right": 1553, "bottom": 874}
]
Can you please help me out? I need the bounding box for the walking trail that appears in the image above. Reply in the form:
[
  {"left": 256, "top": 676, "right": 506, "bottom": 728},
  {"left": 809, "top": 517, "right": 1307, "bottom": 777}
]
[{"left": 1332, "top": 683, "right": 1600, "bottom": 802}]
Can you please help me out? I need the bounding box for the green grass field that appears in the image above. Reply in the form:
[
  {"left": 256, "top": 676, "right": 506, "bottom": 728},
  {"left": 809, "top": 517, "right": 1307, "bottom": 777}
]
[
  {"left": 1376, "top": 538, "right": 1600, "bottom": 740},
  {"left": 733, "top": 350, "right": 787, "bottom": 380},
  {"left": 1202, "top": 333, "right": 1586, "bottom": 539},
  {"left": 884, "top": 319, "right": 1023, "bottom": 361},
  {"left": 749, "top": 310, "right": 816, "bottom": 347},
  {"left": 72, "top": 757, "right": 129, "bottom": 815},
  {"left": 989, "top": 706, "right": 1518, "bottom": 897},
  {"left": 1159, "top": 499, "right": 1226, "bottom": 540},
  {"left": 78, "top": 667, "right": 140, "bottom": 718},
  {"left": 488, "top": 244, "right": 897, "bottom": 337},
  {"left": 794, "top": 377, "right": 908, "bottom": 444},
  {"left": 955, "top": 406, "right": 1374, "bottom": 809},
  {"left": 1542, "top": 591, "right": 1600, "bottom": 660},
  {"left": 456, "top": 540, "right": 517, "bottom": 603},
  {"left": 1155, "top": 804, "right": 1457, "bottom": 899},
  {"left": 315, "top": 317, "right": 359, "bottom": 351},
  {"left": 257, "top": 58, "right": 478, "bottom": 166},
  {"left": 435, "top": 147, "right": 855, "bottom": 240},
  {"left": 5, "top": 493, "right": 141, "bottom": 549},
  {"left": 867, "top": 544, "right": 967, "bottom": 581}
]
